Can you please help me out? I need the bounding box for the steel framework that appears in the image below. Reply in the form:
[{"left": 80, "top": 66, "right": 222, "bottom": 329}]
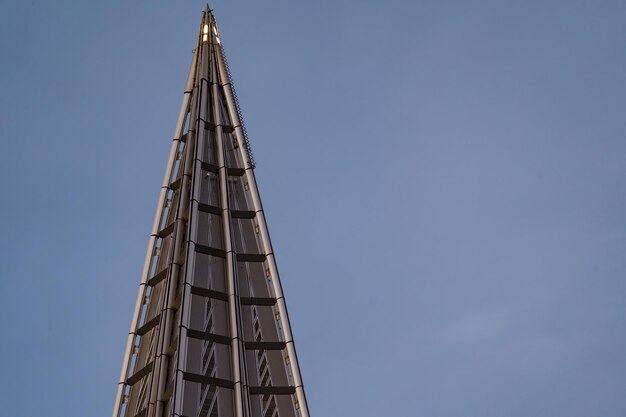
[{"left": 111, "top": 8, "right": 310, "bottom": 417}]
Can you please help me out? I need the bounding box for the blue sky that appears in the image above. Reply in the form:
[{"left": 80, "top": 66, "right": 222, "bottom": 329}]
[{"left": 1, "top": 1, "right": 625, "bottom": 416}]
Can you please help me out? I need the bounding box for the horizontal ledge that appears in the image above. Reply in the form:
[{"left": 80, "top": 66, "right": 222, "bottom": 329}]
[
  {"left": 186, "top": 328, "right": 231, "bottom": 345},
  {"left": 201, "top": 161, "right": 219, "bottom": 173},
  {"left": 127, "top": 361, "right": 153, "bottom": 386},
  {"left": 195, "top": 244, "right": 227, "bottom": 258},
  {"left": 136, "top": 314, "right": 160, "bottom": 337},
  {"left": 249, "top": 386, "right": 296, "bottom": 395},
  {"left": 200, "top": 161, "right": 246, "bottom": 176},
  {"left": 183, "top": 372, "right": 234, "bottom": 389},
  {"left": 194, "top": 245, "right": 267, "bottom": 263},
  {"left": 240, "top": 297, "right": 276, "bottom": 306},
  {"left": 197, "top": 204, "right": 254, "bottom": 219},
  {"left": 169, "top": 177, "right": 182, "bottom": 191},
  {"left": 147, "top": 268, "right": 169, "bottom": 287},
  {"left": 189, "top": 285, "right": 229, "bottom": 302},
  {"left": 197, "top": 202, "right": 222, "bottom": 215},
  {"left": 227, "top": 167, "right": 245, "bottom": 176},
  {"left": 230, "top": 209, "right": 255, "bottom": 219},
  {"left": 244, "top": 341, "right": 286, "bottom": 350},
  {"left": 236, "top": 253, "right": 266, "bottom": 262},
  {"left": 197, "top": 120, "right": 236, "bottom": 134},
  {"left": 187, "top": 286, "right": 276, "bottom": 307},
  {"left": 157, "top": 222, "right": 175, "bottom": 238}
]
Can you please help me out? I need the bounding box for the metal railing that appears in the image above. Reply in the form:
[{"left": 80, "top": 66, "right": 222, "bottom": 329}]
[{"left": 218, "top": 44, "right": 256, "bottom": 169}]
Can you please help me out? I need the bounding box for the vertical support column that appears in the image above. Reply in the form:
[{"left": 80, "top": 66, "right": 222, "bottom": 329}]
[
  {"left": 153, "top": 48, "right": 202, "bottom": 417},
  {"left": 212, "top": 50, "right": 246, "bottom": 417},
  {"left": 168, "top": 15, "right": 210, "bottom": 417},
  {"left": 171, "top": 13, "right": 220, "bottom": 417},
  {"left": 112, "top": 43, "right": 200, "bottom": 417}
]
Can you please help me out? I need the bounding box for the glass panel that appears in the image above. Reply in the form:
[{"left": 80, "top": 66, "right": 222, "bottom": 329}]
[
  {"left": 196, "top": 212, "right": 224, "bottom": 249},
  {"left": 201, "top": 129, "right": 218, "bottom": 165},
  {"left": 231, "top": 218, "right": 262, "bottom": 254},
  {"left": 179, "top": 380, "right": 235, "bottom": 417},
  {"left": 199, "top": 170, "right": 220, "bottom": 206},
  {"left": 193, "top": 252, "right": 226, "bottom": 293},
  {"left": 223, "top": 130, "right": 245, "bottom": 169},
  {"left": 248, "top": 393, "right": 297, "bottom": 417},
  {"left": 236, "top": 260, "right": 274, "bottom": 299},
  {"left": 227, "top": 176, "right": 252, "bottom": 210}
]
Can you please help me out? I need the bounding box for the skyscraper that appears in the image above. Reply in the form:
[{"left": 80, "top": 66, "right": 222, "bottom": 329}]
[{"left": 111, "top": 7, "right": 310, "bottom": 417}]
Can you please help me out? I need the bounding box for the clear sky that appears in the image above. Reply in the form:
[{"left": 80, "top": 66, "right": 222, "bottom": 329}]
[{"left": 1, "top": 1, "right": 625, "bottom": 416}]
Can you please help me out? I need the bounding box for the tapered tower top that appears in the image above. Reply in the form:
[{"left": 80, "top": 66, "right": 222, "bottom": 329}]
[{"left": 111, "top": 7, "right": 310, "bottom": 417}]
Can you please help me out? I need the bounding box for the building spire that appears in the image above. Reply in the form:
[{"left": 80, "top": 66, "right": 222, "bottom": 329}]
[{"left": 111, "top": 7, "right": 310, "bottom": 417}]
